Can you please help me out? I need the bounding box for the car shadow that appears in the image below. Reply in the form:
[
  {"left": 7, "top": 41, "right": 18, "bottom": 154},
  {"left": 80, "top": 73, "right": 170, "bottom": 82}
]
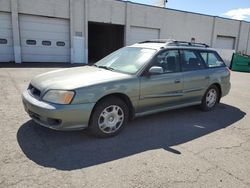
[{"left": 17, "top": 103, "right": 245, "bottom": 170}]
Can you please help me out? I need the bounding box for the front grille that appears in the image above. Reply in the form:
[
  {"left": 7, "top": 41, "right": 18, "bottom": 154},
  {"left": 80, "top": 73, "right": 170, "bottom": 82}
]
[{"left": 28, "top": 84, "right": 41, "bottom": 98}]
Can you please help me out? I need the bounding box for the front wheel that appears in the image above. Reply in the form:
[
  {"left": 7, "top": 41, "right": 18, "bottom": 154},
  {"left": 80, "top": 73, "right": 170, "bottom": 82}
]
[
  {"left": 200, "top": 85, "right": 219, "bottom": 111},
  {"left": 88, "top": 97, "right": 129, "bottom": 138}
]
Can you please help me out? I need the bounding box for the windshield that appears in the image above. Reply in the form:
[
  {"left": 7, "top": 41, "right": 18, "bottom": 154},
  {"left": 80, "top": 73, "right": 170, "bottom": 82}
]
[{"left": 94, "top": 47, "right": 157, "bottom": 74}]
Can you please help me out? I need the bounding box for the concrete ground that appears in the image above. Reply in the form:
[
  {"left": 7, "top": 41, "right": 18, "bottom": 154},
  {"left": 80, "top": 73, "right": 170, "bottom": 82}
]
[{"left": 0, "top": 66, "right": 249, "bottom": 188}]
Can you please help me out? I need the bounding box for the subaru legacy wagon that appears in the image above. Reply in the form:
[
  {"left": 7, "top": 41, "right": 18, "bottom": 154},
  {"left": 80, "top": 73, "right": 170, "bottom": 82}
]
[{"left": 22, "top": 40, "right": 231, "bottom": 137}]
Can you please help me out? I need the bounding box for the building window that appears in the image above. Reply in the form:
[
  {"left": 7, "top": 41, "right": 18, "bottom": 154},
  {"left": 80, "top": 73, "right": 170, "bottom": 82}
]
[
  {"left": 56, "top": 41, "right": 65, "bottom": 46},
  {"left": 26, "top": 40, "right": 36, "bottom": 45},
  {"left": 42, "top": 41, "right": 52, "bottom": 46},
  {"left": 0, "top": 38, "right": 7, "bottom": 44}
]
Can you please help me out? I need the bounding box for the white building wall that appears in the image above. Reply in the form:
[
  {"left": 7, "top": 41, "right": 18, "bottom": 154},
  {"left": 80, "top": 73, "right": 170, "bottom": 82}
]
[
  {"left": 238, "top": 21, "right": 250, "bottom": 53},
  {"left": 212, "top": 17, "right": 240, "bottom": 49},
  {"left": 163, "top": 10, "right": 214, "bottom": 45},
  {"left": 0, "top": 0, "right": 250, "bottom": 63},
  {"left": 88, "top": 0, "right": 125, "bottom": 25},
  {"left": 0, "top": 0, "right": 11, "bottom": 12},
  {"left": 18, "top": 0, "right": 70, "bottom": 19}
]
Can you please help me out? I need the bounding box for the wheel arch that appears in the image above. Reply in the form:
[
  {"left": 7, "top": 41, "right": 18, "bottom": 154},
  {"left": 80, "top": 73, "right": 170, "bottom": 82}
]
[{"left": 90, "top": 93, "right": 135, "bottom": 121}]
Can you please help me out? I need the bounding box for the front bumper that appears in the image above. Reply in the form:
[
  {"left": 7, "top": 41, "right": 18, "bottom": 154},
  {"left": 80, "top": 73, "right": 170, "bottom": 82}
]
[{"left": 22, "top": 90, "right": 95, "bottom": 131}]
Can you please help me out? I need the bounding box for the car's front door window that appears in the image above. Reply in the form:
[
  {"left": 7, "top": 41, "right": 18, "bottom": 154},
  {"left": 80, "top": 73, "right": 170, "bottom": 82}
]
[{"left": 150, "top": 50, "right": 181, "bottom": 74}]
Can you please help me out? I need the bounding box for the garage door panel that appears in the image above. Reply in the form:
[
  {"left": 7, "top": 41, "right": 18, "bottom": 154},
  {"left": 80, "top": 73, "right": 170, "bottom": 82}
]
[
  {"left": 0, "top": 29, "right": 13, "bottom": 38},
  {"left": 21, "top": 47, "right": 70, "bottom": 55},
  {"left": 0, "top": 14, "right": 12, "bottom": 28},
  {"left": 129, "top": 26, "right": 160, "bottom": 45},
  {"left": 20, "top": 22, "right": 69, "bottom": 33},
  {"left": 215, "top": 36, "right": 235, "bottom": 50},
  {"left": 20, "top": 15, "right": 68, "bottom": 25},
  {"left": 0, "top": 46, "right": 14, "bottom": 53},
  {"left": 22, "top": 55, "right": 70, "bottom": 63},
  {"left": 0, "top": 12, "right": 14, "bottom": 62},
  {"left": 19, "top": 14, "right": 70, "bottom": 63},
  {"left": 20, "top": 39, "right": 70, "bottom": 47},
  {"left": 20, "top": 31, "right": 69, "bottom": 40}
]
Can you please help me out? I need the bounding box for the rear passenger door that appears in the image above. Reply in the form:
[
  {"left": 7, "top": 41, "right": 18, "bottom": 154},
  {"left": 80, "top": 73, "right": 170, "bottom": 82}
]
[{"left": 180, "top": 49, "right": 209, "bottom": 103}]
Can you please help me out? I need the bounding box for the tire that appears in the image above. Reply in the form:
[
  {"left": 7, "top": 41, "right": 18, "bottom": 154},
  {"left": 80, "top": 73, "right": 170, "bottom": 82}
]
[
  {"left": 200, "top": 85, "right": 219, "bottom": 111},
  {"left": 88, "top": 96, "right": 129, "bottom": 138}
]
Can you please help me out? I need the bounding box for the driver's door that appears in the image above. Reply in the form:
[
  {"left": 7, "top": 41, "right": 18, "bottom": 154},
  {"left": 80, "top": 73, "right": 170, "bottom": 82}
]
[{"left": 138, "top": 49, "right": 183, "bottom": 113}]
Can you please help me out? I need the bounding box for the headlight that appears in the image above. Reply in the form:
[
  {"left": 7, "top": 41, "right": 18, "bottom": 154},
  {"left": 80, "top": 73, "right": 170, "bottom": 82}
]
[{"left": 42, "top": 90, "right": 75, "bottom": 104}]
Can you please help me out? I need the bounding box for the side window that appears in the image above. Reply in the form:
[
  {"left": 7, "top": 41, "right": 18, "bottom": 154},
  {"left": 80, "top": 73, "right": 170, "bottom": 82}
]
[
  {"left": 151, "top": 50, "right": 180, "bottom": 73},
  {"left": 181, "top": 50, "right": 205, "bottom": 71},
  {"left": 200, "top": 52, "right": 225, "bottom": 68}
]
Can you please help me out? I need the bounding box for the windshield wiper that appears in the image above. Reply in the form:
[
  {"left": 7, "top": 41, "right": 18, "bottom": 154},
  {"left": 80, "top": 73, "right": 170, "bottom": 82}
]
[{"left": 95, "top": 65, "right": 115, "bottom": 71}]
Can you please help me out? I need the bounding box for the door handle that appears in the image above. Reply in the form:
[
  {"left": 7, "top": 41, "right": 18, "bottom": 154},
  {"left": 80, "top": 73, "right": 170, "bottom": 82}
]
[{"left": 174, "top": 80, "right": 181, "bottom": 83}]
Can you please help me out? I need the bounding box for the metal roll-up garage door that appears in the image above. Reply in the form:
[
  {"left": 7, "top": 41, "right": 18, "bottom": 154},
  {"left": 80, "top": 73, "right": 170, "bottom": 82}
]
[
  {"left": 128, "top": 26, "right": 160, "bottom": 45},
  {"left": 0, "top": 12, "right": 14, "bottom": 62},
  {"left": 215, "top": 36, "right": 236, "bottom": 50},
  {"left": 19, "top": 15, "right": 70, "bottom": 63}
]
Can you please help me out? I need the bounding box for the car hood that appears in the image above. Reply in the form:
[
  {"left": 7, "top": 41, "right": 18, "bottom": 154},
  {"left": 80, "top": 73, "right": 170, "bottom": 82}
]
[{"left": 31, "top": 66, "right": 132, "bottom": 91}]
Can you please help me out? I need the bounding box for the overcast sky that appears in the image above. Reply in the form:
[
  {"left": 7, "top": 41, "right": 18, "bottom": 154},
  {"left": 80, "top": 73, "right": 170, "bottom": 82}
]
[{"left": 130, "top": 0, "right": 250, "bottom": 21}]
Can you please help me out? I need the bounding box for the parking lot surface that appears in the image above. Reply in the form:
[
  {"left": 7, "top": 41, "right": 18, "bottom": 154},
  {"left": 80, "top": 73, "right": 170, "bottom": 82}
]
[{"left": 0, "top": 66, "right": 249, "bottom": 188}]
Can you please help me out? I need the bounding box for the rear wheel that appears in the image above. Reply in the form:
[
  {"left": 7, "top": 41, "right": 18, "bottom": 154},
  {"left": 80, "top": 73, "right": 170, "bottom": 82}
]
[
  {"left": 200, "top": 85, "right": 219, "bottom": 111},
  {"left": 88, "top": 97, "right": 129, "bottom": 138}
]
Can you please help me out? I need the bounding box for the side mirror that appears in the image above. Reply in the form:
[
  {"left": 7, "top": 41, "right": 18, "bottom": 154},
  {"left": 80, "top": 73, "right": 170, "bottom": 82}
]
[{"left": 148, "top": 66, "right": 163, "bottom": 75}]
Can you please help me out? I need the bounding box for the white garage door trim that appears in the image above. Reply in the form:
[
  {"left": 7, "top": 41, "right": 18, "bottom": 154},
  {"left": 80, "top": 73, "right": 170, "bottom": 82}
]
[
  {"left": 128, "top": 26, "right": 160, "bottom": 45},
  {"left": 0, "top": 12, "right": 14, "bottom": 62},
  {"left": 19, "top": 14, "right": 70, "bottom": 63}
]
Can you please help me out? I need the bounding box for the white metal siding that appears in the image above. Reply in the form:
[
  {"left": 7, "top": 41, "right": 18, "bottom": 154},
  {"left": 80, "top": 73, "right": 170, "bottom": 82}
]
[
  {"left": 0, "top": 12, "right": 14, "bottom": 62},
  {"left": 128, "top": 26, "right": 160, "bottom": 45},
  {"left": 19, "top": 15, "right": 70, "bottom": 62},
  {"left": 215, "top": 36, "right": 235, "bottom": 50}
]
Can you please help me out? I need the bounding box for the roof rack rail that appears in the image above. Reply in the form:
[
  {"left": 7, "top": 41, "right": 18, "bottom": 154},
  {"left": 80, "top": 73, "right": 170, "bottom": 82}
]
[
  {"left": 168, "top": 40, "right": 209, "bottom": 48},
  {"left": 139, "top": 39, "right": 174, "bottom": 44},
  {"left": 139, "top": 39, "right": 209, "bottom": 48}
]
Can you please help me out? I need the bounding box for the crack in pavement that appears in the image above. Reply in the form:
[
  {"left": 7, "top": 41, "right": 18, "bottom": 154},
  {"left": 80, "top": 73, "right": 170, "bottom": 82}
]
[
  {"left": 193, "top": 138, "right": 250, "bottom": 156},
  {"left": 179, "top": 144, "right": 250, "bottom": 187}
]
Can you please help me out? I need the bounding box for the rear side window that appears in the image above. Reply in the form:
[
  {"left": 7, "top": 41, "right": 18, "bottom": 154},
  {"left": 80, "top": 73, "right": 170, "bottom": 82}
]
[
  {"left": 181, "top": 50, "right": 206, "bottom": 71},
  {"left": 200, "top": 52, "right": 225, "bottom": 68}
]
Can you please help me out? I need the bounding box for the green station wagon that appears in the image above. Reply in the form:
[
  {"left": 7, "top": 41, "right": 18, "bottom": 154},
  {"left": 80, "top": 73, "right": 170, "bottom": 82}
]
[{"left": 22, "top": 40, "right": 231, "bottom": 137}]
